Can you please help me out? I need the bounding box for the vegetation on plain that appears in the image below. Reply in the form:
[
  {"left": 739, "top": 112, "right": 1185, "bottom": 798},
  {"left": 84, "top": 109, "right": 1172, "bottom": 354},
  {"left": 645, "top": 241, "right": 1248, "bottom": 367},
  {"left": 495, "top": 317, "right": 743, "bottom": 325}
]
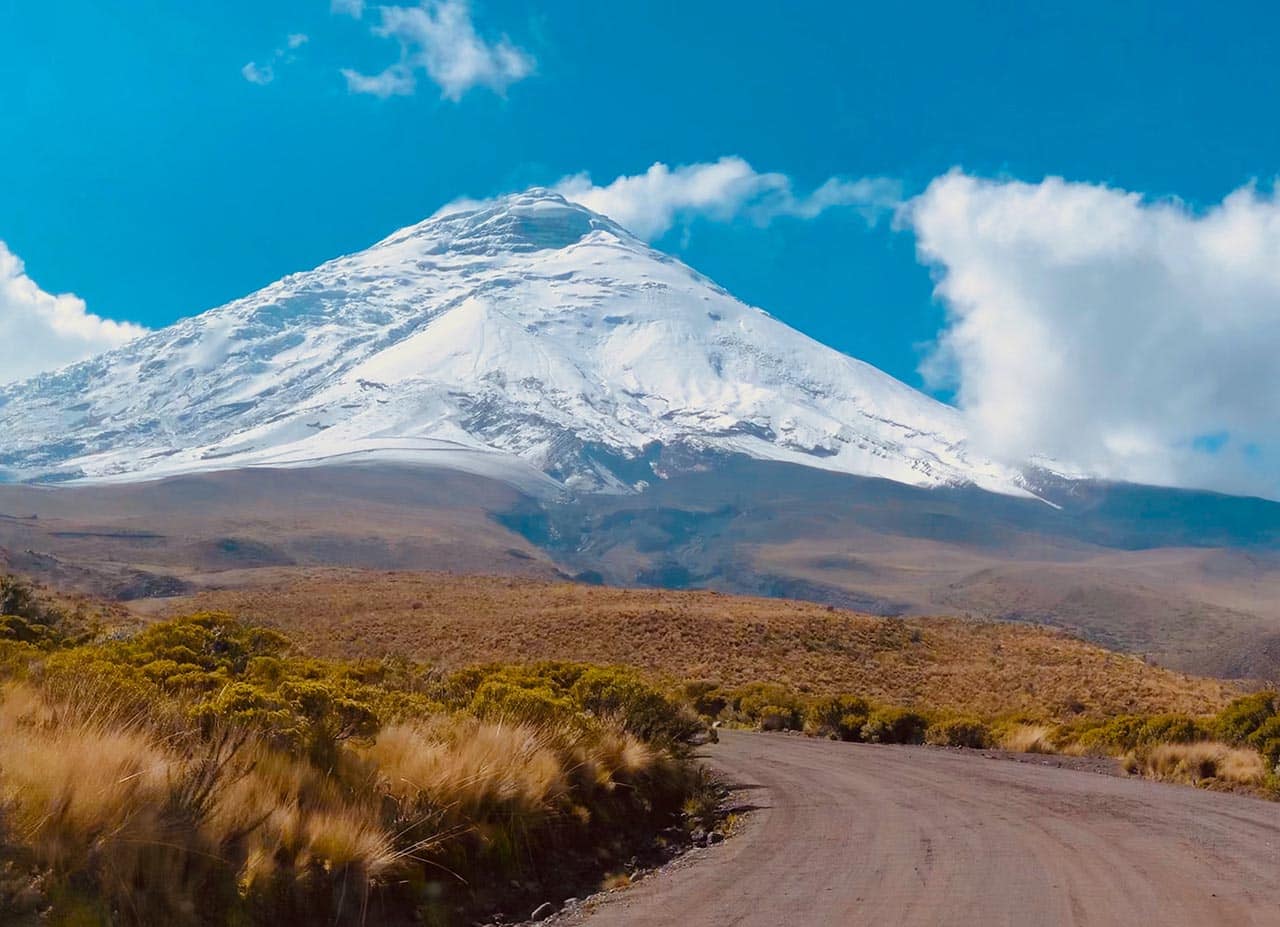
[
  {"left": 2, "top": 571, "right": 1276, "bottom": 925},
  {"left": 0, "top": 578, "right": 717, "bottom": 926},
  {"left": 681, "top": 675, "right": 1280, "bottom": 792},
  {"left": 175, "top": 570, "right": 1238, "bottom": 721}
]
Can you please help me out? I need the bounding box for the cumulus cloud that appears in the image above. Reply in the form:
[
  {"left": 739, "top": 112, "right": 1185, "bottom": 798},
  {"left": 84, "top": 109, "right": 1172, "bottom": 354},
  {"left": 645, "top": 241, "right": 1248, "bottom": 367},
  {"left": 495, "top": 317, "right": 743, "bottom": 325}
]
[
  {"left": 241, "top": 61, "right": 274, "bottom": 85},
  {"left": 553, "top": 157, "right": 901, "bottom": 240},
  {"left": 243, "top": 33, "right": 308, "bottom": 86},
  {"left": 341, "top": 0, "right": 534, "bottom": 101},
  {"left": 906, "top": 171, "right": 1280, "bottom": 498},
  {"left": 0, "top": 242, "right": 145, "bottom": 385},
  {"left": 340, "top": 65, "right": 415, "bottom": 97}
]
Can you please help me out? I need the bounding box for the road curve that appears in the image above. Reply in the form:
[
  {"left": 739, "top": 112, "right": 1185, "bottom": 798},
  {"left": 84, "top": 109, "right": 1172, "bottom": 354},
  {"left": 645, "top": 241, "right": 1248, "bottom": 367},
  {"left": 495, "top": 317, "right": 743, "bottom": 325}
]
[{"left": 568, "top": 730, "right": 1280, "bottom": 927}]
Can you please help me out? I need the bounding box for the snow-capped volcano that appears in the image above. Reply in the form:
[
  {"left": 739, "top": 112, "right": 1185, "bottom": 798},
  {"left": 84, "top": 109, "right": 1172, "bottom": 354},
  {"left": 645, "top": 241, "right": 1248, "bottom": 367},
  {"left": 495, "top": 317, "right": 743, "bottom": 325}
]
[{"left": 0, "top": 189, "right": 1032, "bottom": 496}]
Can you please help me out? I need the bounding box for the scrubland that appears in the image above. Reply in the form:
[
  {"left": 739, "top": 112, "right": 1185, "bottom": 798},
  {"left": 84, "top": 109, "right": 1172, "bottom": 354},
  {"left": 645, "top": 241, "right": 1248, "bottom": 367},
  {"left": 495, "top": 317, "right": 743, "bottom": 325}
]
[
  {"left": 0, "top": 577, "right": 714, "bottom": 926},
  {"left": 3, "top": 570, "right": 1277, "bottom": 924},
  {"left": 168, "top": 570, "right": 1280, "bottom": 794},
  {"left": 170, "top": 569, "right": 1238, "bottom": 719}
]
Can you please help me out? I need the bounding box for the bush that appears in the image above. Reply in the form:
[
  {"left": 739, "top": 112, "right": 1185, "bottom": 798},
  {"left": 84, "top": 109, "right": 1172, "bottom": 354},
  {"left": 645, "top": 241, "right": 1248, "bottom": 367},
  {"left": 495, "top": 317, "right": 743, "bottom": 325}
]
[
  {"left": 0, "top": 614, "right": 63, "bottom": 648},
  {"left": 469, "top": 678, "right": 577, "bottom": 726},
  {"left": 0, "top": 575, "right": 51, "bottom": 623},
  {"left": 571, "top": 666, "right": 701, "bottom": 744},
  {"left": 806, "top": 695, "right": 871, "bottom": 741},
  {"left": 860, "top": 707, "right": 928, "bottom": 744},
  {"left": 1072, "top": 715, "right": 1146, "bottom": 753},
  {"left": 1214, "top": 692, "right": 1277, "bottom": 745},
  {"left": 1245, "top": 714, "right": 1280, "bottom": 771},
  {"left": 683, "top": 680, "right": 728, "bottom": 719},
  {"left": 925, "top": 716, "right": 990, "bottom": 748},
  {"left": 734, "top": 683, "right": 805, "bottom": 730},
  {"left": 1139, "top": 714, "right": 1208, "bottom": 746},
  {"left": 1074, "top": 713, "right": 1208, "bottom": 754},
  {"left": 0, "top": 575, "right": 83, "bottom": 649}
]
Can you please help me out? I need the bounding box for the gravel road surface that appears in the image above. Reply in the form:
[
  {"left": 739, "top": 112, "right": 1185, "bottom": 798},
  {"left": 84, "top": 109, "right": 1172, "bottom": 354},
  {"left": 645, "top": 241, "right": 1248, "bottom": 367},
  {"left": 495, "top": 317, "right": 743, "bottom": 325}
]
[{"left": 567, "top": 730, "right": 1280, "bottom": 926}]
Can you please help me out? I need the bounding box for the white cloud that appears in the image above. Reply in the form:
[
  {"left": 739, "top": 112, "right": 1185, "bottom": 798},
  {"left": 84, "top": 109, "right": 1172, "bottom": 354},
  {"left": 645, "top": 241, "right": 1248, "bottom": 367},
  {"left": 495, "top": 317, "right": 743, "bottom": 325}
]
[
  {"left": 0, "top": 242, "right": 146, "bottom": 385},
  {"left": 241, "top": 61, "right": 274, "bottom": 85},
  {"left": 341, "top": 64, "right": 415, "bottom": 98},
  {"left": 243, "top": 33, "right": 309, "bottom": 85},
  {"left": 342, "top": 0, "right": 534, "bottom": 101},
  {"left": 906, "top": 171, "right": 1280, "bottom": 498},
  {"left": 331, "top": 0, "right": 365, "bottom": 18},
  {"left": 553, "top": 157, "right": 901, "bottom": 240}
]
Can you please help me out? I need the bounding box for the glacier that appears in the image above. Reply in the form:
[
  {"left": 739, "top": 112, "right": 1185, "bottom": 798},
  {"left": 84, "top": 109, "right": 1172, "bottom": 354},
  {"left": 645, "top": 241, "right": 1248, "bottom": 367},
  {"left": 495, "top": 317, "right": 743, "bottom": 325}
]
[{"left": 0, "top": 189, "right": 1036, "bottom": 497}]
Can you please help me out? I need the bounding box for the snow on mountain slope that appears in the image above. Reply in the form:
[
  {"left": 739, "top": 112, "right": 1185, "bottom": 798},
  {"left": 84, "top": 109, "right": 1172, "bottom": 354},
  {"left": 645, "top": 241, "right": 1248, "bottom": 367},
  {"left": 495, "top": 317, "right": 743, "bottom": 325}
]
[{"left": 0, "top": 189, "right": 1033, "bottom": 496}]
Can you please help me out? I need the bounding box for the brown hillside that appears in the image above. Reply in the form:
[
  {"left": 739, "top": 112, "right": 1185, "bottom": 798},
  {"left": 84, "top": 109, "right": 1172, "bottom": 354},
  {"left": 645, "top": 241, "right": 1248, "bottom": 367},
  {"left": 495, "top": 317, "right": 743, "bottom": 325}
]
[{"left": 161, "top": 569, "right": 1239, "bottom": 720}]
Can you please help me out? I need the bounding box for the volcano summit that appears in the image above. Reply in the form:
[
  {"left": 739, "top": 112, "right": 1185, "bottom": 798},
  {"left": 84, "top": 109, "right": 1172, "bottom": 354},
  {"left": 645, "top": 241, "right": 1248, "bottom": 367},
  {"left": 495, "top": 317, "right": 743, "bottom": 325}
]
[{"left": 0, "top": 190, "right": 1033, "bottom": 495}]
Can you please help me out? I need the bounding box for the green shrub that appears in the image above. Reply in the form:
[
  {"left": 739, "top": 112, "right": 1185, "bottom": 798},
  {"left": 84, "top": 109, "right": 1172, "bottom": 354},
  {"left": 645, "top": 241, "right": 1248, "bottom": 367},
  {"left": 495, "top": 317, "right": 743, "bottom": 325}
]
[
  {"left": 0, "top": 575, "right": 52, "bottom": 623},
  {"left": 0, "top": 575, "right": 83, "bottom": 650},
  {"left": 925, "top": 716, "right": 990, "bottom": 748},
  {"left": 98, "top": 612, "right": 289, "bottom": 693},
  {"left": 191, "top": 680, "right": 295, "bottom": 733},
  {"left": 469, "top": 678, "right": 577, "bottom": 726},
  {"left": 280, "top": 678, "right": 381, "bottom": 765},
  {"left": 0, "top": 614, "right": 63, "bottom": 648},
  {"left": 1073, "top": 715, "right": 1145, "bottom": 753},
  {"left": 1245, "top": 714, "right": 1280, "bottom": 770},
  {"left": 683, "top": 680, "right": 728, "bottom": 719},
  {"left": 806, "top": 695, "right": 871, "bottom": 740},
  {"left": 734, "top": 683, "right": 805, "bottom": 729},
  {"left": 860, "top": 707, "right": 928, "bottom": 744},
  {"left": 0, "top": 639, "right": 40, "bottom": 678},
  {"left": 1073, "top": 713, "right": 1208, "bottom": 754},
  {"left": 571, "top": 666, "right": 700, "bottom": 744},
  {"left": 1138, "top": 714, "right": 1207, "bottom": 746},
  {"left": 1214, "top": 692, "right": 1276, "bottom": 745}
]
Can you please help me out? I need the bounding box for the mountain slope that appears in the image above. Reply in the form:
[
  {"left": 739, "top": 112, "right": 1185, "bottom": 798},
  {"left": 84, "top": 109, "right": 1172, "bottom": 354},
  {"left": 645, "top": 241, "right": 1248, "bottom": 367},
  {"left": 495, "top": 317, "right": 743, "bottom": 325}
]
[{"left": 0, "top": 189, "right": 1029, "bottom": 494}]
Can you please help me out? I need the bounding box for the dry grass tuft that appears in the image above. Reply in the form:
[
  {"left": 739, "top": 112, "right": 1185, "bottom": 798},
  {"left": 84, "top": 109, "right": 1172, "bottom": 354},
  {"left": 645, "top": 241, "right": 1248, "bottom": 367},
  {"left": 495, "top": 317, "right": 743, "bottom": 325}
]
[
  {"left": 601, "top": 871, "right": 633, "bottom": 891},
  {"left": 996, "top": 724, "right": 1057, "bottom": 754},
  {"left": 365, "top": 718, "right": 568, "bottom": 817},
  {"left": 0, "top": 688, "right": 170, "bottom": 854},
  {"left": 299, "top": 808, "right": 396, "bottom": 873},
  {"left": 1125, "top": 741, "right": 1267, "bottom": 787},
  {"left": 0, "top": 685, "right": 216, "bottom": 921}
]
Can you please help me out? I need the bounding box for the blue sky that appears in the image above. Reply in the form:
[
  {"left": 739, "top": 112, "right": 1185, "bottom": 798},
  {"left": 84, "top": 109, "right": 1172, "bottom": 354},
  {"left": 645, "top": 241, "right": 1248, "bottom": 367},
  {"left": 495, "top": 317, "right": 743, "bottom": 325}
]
[{"left": 3, "top": 1, "right": 1280, "bottom": 495}]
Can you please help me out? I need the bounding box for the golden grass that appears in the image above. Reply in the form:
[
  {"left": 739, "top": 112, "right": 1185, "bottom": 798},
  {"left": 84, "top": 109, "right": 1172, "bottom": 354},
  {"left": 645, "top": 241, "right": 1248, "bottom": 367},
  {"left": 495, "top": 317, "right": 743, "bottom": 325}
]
[
  {"left": 1126, "top": 741, "right": 1268, "bottom": 787},
  {"left": 996, "top": 723, "right": 1057, "bottom": 754},
  {"left": 299, "top": 809, "right": 395, "bottom": 872},
  {"left": 0, "top": 685, "right": 225, "bottom": 922},
  {"left": 0, "top": 684, "right": 398, "bottom": 916},
  {"left": 0, "top": 694, "right": 174, "bottom": 866},
  {"left": 366, "top": 718, "right": 568, "bottom": 817},
  {"left": 168, "top": 569, "right": 1239, "bottom": 721},
  {"left": 0, "top": 678, "right": 689, "bottom": 924}
]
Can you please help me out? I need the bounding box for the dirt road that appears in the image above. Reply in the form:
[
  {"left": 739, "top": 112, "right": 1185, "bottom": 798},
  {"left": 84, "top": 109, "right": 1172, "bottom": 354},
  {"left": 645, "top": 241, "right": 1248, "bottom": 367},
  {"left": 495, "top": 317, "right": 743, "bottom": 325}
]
[{"left": 569, "top": 730, "right": 1280, "bottom": 926}]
